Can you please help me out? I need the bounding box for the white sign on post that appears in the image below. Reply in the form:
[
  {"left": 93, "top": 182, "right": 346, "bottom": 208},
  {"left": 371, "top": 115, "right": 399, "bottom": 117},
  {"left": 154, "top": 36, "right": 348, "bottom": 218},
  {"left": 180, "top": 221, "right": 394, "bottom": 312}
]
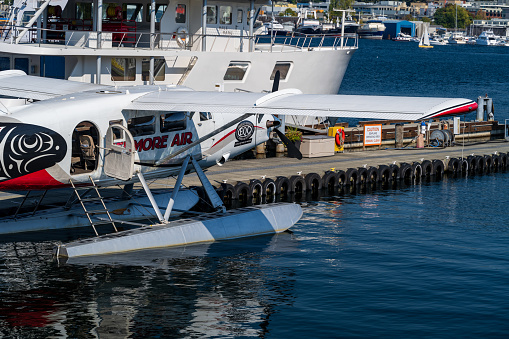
[{"left": 363, "top": 124, "right": 382, "bottom": 146}]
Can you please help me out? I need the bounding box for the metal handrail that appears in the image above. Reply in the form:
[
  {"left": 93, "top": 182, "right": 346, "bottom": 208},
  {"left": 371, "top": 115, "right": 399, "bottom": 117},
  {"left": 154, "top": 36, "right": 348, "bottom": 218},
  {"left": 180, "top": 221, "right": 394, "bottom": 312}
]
[{"left": 2, "top": 24, "right": 358, "bottom": 52}]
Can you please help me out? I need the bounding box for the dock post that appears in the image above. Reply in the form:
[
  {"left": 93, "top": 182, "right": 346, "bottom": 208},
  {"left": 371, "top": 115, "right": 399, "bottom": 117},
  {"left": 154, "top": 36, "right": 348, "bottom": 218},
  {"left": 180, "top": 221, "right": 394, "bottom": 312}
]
[{"left": 395, "top": 123, "right": 404, "bottom": 148}]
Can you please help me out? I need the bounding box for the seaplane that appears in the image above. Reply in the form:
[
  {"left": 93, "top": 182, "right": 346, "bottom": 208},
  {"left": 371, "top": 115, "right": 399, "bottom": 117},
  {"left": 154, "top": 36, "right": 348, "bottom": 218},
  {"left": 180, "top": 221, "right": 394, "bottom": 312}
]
[{"left": 0, "top": 69, "right": 477, "bottom": 258}]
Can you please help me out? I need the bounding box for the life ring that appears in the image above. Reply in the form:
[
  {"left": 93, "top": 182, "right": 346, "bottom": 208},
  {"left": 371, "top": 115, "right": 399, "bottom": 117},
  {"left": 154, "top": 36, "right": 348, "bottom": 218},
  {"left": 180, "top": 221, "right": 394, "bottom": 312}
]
[
  {"left": 176, "top": 27, "right": 188, "bottom": 48},
  {"left": 335, "top": 129, "right": 345, "bottom": 148}
]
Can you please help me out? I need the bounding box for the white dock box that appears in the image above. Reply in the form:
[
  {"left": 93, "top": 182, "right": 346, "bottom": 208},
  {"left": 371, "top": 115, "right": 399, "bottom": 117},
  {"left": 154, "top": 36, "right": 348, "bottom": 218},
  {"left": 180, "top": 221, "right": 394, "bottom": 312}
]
[{"left": 300, "top": 135, "right": 335, "bottom": 158}]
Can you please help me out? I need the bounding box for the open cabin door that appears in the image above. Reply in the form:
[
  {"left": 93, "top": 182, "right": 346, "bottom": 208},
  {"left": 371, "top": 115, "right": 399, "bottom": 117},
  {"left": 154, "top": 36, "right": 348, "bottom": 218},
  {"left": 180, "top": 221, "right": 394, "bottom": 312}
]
[{"left": 103, "top": 124, "right": 135, "bottom": 181}]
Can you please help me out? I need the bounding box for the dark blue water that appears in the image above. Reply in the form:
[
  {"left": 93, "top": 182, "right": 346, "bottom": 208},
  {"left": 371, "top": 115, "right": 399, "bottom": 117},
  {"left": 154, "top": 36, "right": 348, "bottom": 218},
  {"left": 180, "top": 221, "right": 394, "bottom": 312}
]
[
  {"left": 340, "top": 39, "right": 509, "bottom": 122},
  {"left": 1, "top": 40, "right": 509, "bottom": 337}
]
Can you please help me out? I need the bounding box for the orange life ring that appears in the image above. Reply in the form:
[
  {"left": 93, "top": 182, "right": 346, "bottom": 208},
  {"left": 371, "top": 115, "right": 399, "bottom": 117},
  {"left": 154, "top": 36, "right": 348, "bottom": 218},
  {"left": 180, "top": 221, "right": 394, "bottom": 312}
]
[{"left": 335, "top": 129, "right": 345, "bottom": 147}]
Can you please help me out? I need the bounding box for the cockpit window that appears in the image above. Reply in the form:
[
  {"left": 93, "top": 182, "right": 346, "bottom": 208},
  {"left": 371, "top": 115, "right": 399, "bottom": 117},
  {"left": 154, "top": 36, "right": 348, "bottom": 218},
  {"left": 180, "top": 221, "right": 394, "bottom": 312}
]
[{"left": 199, "top": 112, "right": 212, "bottom": 121}]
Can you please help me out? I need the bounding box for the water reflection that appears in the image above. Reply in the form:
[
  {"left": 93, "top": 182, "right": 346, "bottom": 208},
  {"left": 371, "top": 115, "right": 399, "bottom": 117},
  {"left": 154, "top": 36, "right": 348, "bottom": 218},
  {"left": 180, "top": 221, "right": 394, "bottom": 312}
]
[{"left": 0, "top": 233, "right": 298, "bottom": 338}]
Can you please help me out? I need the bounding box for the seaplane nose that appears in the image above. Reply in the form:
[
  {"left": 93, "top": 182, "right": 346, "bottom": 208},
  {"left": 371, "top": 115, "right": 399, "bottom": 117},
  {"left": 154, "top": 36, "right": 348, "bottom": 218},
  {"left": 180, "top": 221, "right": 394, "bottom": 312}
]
[{"left": 0, "top": 122, "right": 67, "bottom": 181}]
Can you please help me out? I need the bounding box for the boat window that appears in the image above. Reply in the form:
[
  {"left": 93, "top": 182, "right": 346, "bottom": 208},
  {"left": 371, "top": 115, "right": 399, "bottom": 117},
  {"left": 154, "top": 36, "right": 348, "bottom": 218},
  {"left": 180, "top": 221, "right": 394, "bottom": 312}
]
[
  {"left": 176, "top": 4, "right": 186, "bottom": 23},
  {"left": 14, "top": 58, "right": 29, "bottom": 74},
  {"left": 207, "top": 5, "right": 217, "bottom": 24},
  {"left": 223, "top": 62, "right": 250, "bottom": 81},
  {"left": 237, "top": 9, "right": 243, "bottom": 24},
  {"left": 270, "top": 62, "right": 292, "bottom": 80},
  {"left": 76, "top": 2, "right": 93, "bottom": 20},
  {"left": 142, "top": 58, "right": 165, "bottom": 81},
  {"left": 123, "top": 4, "right": 143, "bottom": 22},
  {"left": 160, "top": 112, "right": 187, "bottom": 132},
  {"left": 109, "top": 119, "right": 124, "bottom": 141},
  {"left": 0, "top": 57, "right": 9, "bottom": 71},
  {"left": 145, "top": 4, "right": 167, "bottom": 22},
  {"left": 111, "top": 58, "right": 136, "bottom": 81},
  {"left": 199, "top": 112, "right": 212, "bottom": 121},
  {"left": 219, "top": 6, "right": 232, "bottom": 25},
  {"left": 128, "top": 115, "right": 156, "bottom": 137}
]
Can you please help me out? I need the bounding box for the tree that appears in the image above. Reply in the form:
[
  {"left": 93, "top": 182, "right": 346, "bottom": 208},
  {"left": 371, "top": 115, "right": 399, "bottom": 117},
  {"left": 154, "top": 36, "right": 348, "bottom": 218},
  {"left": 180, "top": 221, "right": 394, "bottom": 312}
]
[
  {"left": 421, "top": 17, "right": 431, "bottom": 23},
  {"left": 474, "top": 10, "right": 487, "bottom": 20},
  {"left": 282, "top": 8, "right": 297, "bottom": 17},
  {"left": 433, "top": 4, "right": 472, "bottom": 29}
]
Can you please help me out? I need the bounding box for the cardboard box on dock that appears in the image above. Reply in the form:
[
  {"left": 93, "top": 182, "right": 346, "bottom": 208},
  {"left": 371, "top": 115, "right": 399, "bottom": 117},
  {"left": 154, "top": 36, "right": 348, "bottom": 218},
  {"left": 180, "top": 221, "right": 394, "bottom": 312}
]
[{"left": 300, "top": 135, "right": 335, "bottom": 158}]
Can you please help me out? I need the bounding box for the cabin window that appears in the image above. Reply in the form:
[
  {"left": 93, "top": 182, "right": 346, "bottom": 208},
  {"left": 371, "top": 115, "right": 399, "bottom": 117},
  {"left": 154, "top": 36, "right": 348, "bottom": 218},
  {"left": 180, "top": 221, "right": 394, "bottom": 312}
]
[
  {"left": 199, "top": 112, "right": 212, "bottom": 121},
  {"left": 111, "top": 58, "right": 136, "bottom": 81},
  {"left": 14, "top": 58, "right": 29, "bottom": 74},
  {"left": 207, "top": 6, "right": 217, "bottom": 24},
  {"left": 176, "top": 4, "right": 186, "bottom": 23},
  {"left": 128, "top": 115, "right": 156, "bottom": 137},
  {"left": 237, "top": 9, "right": 243, "bottom": 24},
  {"left": 123, "top": 4, "right": 143, "bottom": 22},
  {"left": 142, "top": 58, "right": 165, "bottom": 81},
  {"left": 146, "top": 4, "right": 167, "bottom": 22},
  {"left": 223, "top": 62, "right": 249, "bottom": 81},
  {"left": 109, "top": 120, "right": 124, "bottom": 141},
  {"left": 0, "top": 57, "right": 10, "bottom": 71},
  {"left": 270, "top": 62, "right": 292, "bottom": 80},
  {"left": 219, "top": 6, "right": 232, "bottom": 25},
  {"left": 76, "top": 2, "right": 93, "bottom": 20},
  {"left": 160, "top": 112, "right": 187, "bottom": 132}
]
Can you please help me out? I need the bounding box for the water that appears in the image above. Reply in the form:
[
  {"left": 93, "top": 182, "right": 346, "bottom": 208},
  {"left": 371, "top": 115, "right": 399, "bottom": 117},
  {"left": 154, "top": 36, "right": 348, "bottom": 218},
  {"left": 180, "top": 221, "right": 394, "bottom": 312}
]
[
  {"left": 2, "top": 40, "right": 509, "bottom": 337},
  {"left": 340, "top": 39, "right": 509, "bottom": 122}
]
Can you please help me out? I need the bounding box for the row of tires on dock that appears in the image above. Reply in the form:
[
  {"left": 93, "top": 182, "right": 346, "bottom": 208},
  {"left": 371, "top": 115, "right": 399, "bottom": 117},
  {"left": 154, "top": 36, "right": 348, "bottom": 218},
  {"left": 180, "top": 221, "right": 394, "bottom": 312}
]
[{"left": 214, "top": 153, "right": 508, "bottom": 208}]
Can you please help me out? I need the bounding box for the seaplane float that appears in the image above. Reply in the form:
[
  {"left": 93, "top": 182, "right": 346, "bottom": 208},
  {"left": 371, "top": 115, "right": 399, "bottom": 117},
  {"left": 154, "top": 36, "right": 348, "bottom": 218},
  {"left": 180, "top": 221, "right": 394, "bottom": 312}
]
[{"left": 0, "top": 70, "right": 477, "bottom": 258}]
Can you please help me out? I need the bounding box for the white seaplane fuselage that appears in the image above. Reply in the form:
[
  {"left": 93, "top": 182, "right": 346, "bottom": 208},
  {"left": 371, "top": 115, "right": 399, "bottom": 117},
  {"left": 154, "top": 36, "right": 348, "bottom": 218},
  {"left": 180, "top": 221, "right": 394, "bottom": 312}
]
[{"left": 0, "top": 86, "right": 273, "bottom": 191}]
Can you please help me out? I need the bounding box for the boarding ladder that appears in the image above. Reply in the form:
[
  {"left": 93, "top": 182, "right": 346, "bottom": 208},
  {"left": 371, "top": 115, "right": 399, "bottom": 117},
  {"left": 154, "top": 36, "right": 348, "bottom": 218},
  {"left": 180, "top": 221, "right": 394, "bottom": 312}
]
[{"left": 69, "top": 177, "right": 118, "bottom": 236}]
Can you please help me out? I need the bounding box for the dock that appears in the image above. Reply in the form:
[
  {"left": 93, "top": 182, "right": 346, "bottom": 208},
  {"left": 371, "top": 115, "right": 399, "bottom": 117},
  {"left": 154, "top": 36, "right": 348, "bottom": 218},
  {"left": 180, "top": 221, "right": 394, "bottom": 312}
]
[{"left": 1, "top": 129, "right": 508, "bottom": 220}]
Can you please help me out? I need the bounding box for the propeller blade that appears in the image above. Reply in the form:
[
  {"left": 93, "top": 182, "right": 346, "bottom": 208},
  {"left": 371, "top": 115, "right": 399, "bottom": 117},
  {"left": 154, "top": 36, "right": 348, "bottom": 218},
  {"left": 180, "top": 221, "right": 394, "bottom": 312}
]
[
  {"left": 274, "top": 128, "right": 302, "bottom": 160},
  {"left": 271, "top": 70, "right": 280, "bottom": 93}
]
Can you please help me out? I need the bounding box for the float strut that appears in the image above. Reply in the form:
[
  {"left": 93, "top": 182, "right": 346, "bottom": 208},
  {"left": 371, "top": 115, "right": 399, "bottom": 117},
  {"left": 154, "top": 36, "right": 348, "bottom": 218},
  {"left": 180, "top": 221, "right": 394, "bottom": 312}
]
[
  {"left": 164, "top": 155, "right": 191, "bottom": 221},
  {"left": 191, "top": 157, "right": 225, "bottom": 212},
  {"left": 137, "top": 172, "right": 165, "bottom": 223}
]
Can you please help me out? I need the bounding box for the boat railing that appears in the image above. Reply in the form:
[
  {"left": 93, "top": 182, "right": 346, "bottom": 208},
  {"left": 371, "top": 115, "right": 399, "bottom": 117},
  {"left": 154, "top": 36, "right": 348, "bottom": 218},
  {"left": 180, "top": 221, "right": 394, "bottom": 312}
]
[{"left": 1, "top": 25, "right": 358, "bottom": 52}]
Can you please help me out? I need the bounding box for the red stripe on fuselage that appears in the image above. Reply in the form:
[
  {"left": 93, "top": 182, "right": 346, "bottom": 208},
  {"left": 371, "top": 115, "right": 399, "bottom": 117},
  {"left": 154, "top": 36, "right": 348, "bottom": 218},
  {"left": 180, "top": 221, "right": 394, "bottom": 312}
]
[{"left": 0, "top": 169, "right": 66, "bottom": 191}]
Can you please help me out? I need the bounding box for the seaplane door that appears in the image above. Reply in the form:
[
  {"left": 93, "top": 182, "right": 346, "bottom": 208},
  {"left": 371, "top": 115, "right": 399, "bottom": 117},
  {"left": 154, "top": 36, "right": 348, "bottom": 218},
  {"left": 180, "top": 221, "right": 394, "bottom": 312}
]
[
  {"left": 193, "top": 111, "right": 215, "bottom": 153},
  {"left": 103, "top": 124, "right": 135, "bottom": 181}
]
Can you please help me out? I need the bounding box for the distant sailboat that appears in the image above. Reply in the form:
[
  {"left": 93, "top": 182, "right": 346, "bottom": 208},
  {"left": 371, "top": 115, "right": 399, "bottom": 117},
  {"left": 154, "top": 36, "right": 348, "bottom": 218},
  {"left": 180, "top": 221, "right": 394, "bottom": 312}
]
[{"left": 419, "top": 26, "right": 433, "bottom": 48}]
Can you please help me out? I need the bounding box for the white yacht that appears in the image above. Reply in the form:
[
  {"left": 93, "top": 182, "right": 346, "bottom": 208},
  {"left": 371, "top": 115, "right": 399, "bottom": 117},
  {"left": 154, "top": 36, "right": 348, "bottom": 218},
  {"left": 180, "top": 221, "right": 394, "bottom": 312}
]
[
  {"left": 357, "top": 18, "right": 385, "bottom": 40},
  {"left": 476, "top": 30, "right": 499, "bottom": 46},
  {"left": 448, "top": 31, "right": 466, "bottom": 44},
  {"left": 0, "top": 0, "right": 357, "bottom": 94}
]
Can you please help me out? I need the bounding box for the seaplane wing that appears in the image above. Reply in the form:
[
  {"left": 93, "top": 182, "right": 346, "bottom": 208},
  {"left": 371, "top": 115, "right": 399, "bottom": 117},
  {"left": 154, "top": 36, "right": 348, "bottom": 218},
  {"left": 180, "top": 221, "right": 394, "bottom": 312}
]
[
  {"left": 0, "top": 70, "right": 107, "bottom": 100},
  {"left": 128, "top": 89, "right": 477, "bottom": 121}
]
